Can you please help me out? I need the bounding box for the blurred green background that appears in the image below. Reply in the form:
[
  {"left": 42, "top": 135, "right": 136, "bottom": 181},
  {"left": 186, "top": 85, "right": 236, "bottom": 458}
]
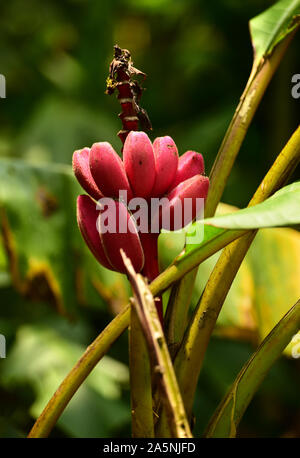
[{"left": 0, "top": 0, "right": 299, "bottom": 438}]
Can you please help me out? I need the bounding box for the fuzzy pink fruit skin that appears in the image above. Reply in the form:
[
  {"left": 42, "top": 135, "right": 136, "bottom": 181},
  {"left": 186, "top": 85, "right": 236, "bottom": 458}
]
[
  {"left": 151, "top": 136, "right": 179, "bottom": 196},
  {"left": 123, "top": 131, "right": 156, "bottom": 198},
  {"left": 99, "top": 200, "right": 144, "bottom": 274},
  {"left": 73, "top": 148, "right": 103, "bottom": 201},
  {"left": 89, "top": 142, "right": 133, "bottom": 200},
  {"left": 161, "top": 174, "right": 209, "bottom": 231},
  {"left": 77, "top": 195, "right": 114, "bottom": 270},
  {"left": 171, "top": 150, "right": 205, "bottom": 188}
]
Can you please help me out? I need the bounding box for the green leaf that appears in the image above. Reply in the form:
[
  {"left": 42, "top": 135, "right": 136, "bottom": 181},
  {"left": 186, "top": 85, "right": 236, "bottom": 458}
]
[
  {"left": 159, "top": 205, "right": 300, "bottom": 357},
  {"left": 204, "top": 299, "right": 300, "bottom": 438},
  {"left": 213, "top": 226, "right": 300, "bottom": 356},
  {"left": 250, "top": 0, "right": 300, "bottom": 69},
  {"left": 160, "top": 181, "right": 300, "bottom": 283},
  {"left": 204, "top": 182, "right": 300, "bottom": 229},
  {"left": 157, "top": 182, "right": 300, "bottom": 294},
  {"left": 1, "top": 325, "right": 130, "bottom": 437},
  {"left": 0, "top": 158, "right": 130, "bottom": 315},
  {"left": 245, "top": 227, "right": 300, "bottom": 352},
  {"left": 158, "top": 203, "right": 239, "bottom": 266}
]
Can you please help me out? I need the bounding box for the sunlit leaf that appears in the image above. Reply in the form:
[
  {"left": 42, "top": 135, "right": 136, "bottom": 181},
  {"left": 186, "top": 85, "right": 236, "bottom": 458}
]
[
  {"left": 250, "top": 0, "right": 300, "bottom": 69},
  {"left": 0, "top": 158, "right": 130, "bottom": 315},
  {"left": 159, "top": 204, "right": 300, "bottom": 356},
  {"left": 205, "top": 182, "right": 300, "bottom": 229}
]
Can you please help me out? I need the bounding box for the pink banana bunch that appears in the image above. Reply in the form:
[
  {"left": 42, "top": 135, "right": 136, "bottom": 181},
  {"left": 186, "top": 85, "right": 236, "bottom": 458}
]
[{"left": 73, "top": 131, "right": 209, "bottom": 319}]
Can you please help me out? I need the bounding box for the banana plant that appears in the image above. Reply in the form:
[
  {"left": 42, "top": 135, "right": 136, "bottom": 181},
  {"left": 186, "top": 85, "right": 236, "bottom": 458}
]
[{"left": 1, "top": 0, "right": 299, "bottom": 438}]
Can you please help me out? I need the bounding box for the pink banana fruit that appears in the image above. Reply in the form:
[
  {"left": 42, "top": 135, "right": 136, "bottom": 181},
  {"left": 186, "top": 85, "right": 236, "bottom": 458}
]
[
  {"left": 161, "top": 174, "right": 209, "bottom": 231},
  {"left": 77, "top": 194, "right": 113, "bottom": 270},
  {"left": 99, "top": 200, "right": 144, "bottom": 274},
  {"left": 73, "top": 148, "right": 103, "bottom": 201},
  {"left": 151, "top": 136, "right": 179, "bottom": 196},
  {"left": 89, "top": 142, "right": 133, "bottom": 200},
  {"left": 123, "top": 131, "right": 156, "bottom": 198},
  {"left": 171, "top": 150, "right": 205, "bottom": 188}
]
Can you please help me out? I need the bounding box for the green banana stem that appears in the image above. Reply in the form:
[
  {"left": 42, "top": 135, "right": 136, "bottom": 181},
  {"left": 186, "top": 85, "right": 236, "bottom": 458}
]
[
  {"left": 171, "top": 125, "right": 300, "bottom": 422},
  {"left": 129, "top": 303, "right": 154, "bottom": 437},
  {"left": 163, "top": 30, "right": 297, "bottom": 365}
]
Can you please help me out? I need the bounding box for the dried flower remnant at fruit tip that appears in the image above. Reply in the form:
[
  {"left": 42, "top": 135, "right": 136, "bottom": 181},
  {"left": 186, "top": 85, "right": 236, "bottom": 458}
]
[{"left": 106, "top": 44, "right": 152, "bottom": 144}]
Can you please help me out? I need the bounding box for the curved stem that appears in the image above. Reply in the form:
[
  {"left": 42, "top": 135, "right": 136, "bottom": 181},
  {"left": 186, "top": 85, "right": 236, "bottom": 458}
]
[
  {"left": 172, "top": 125, "right": 300, "bottom": 421},
  {"left": 164, "top": 29, "right": 297, "bottom": 365},
  {"left": 28, "top": 225, "right": 244, "bottom": 438},
  {"left": 129, "top": 303, "right": 154, "bottom": 437},
  {"left": 27, "top": 305, "right": 130, "bottom": 438},
  {"left": 140, "top": 232, "right": 163, "bottom": 324},
  {"left": 124, "top": 254, "right": 192, "bottom": 438},
  {"left": 164, "top": 273, "right": 196, "bottom": 359},
  {"left": 205, "top": 33, "right": 296, "bottom": 218}
]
